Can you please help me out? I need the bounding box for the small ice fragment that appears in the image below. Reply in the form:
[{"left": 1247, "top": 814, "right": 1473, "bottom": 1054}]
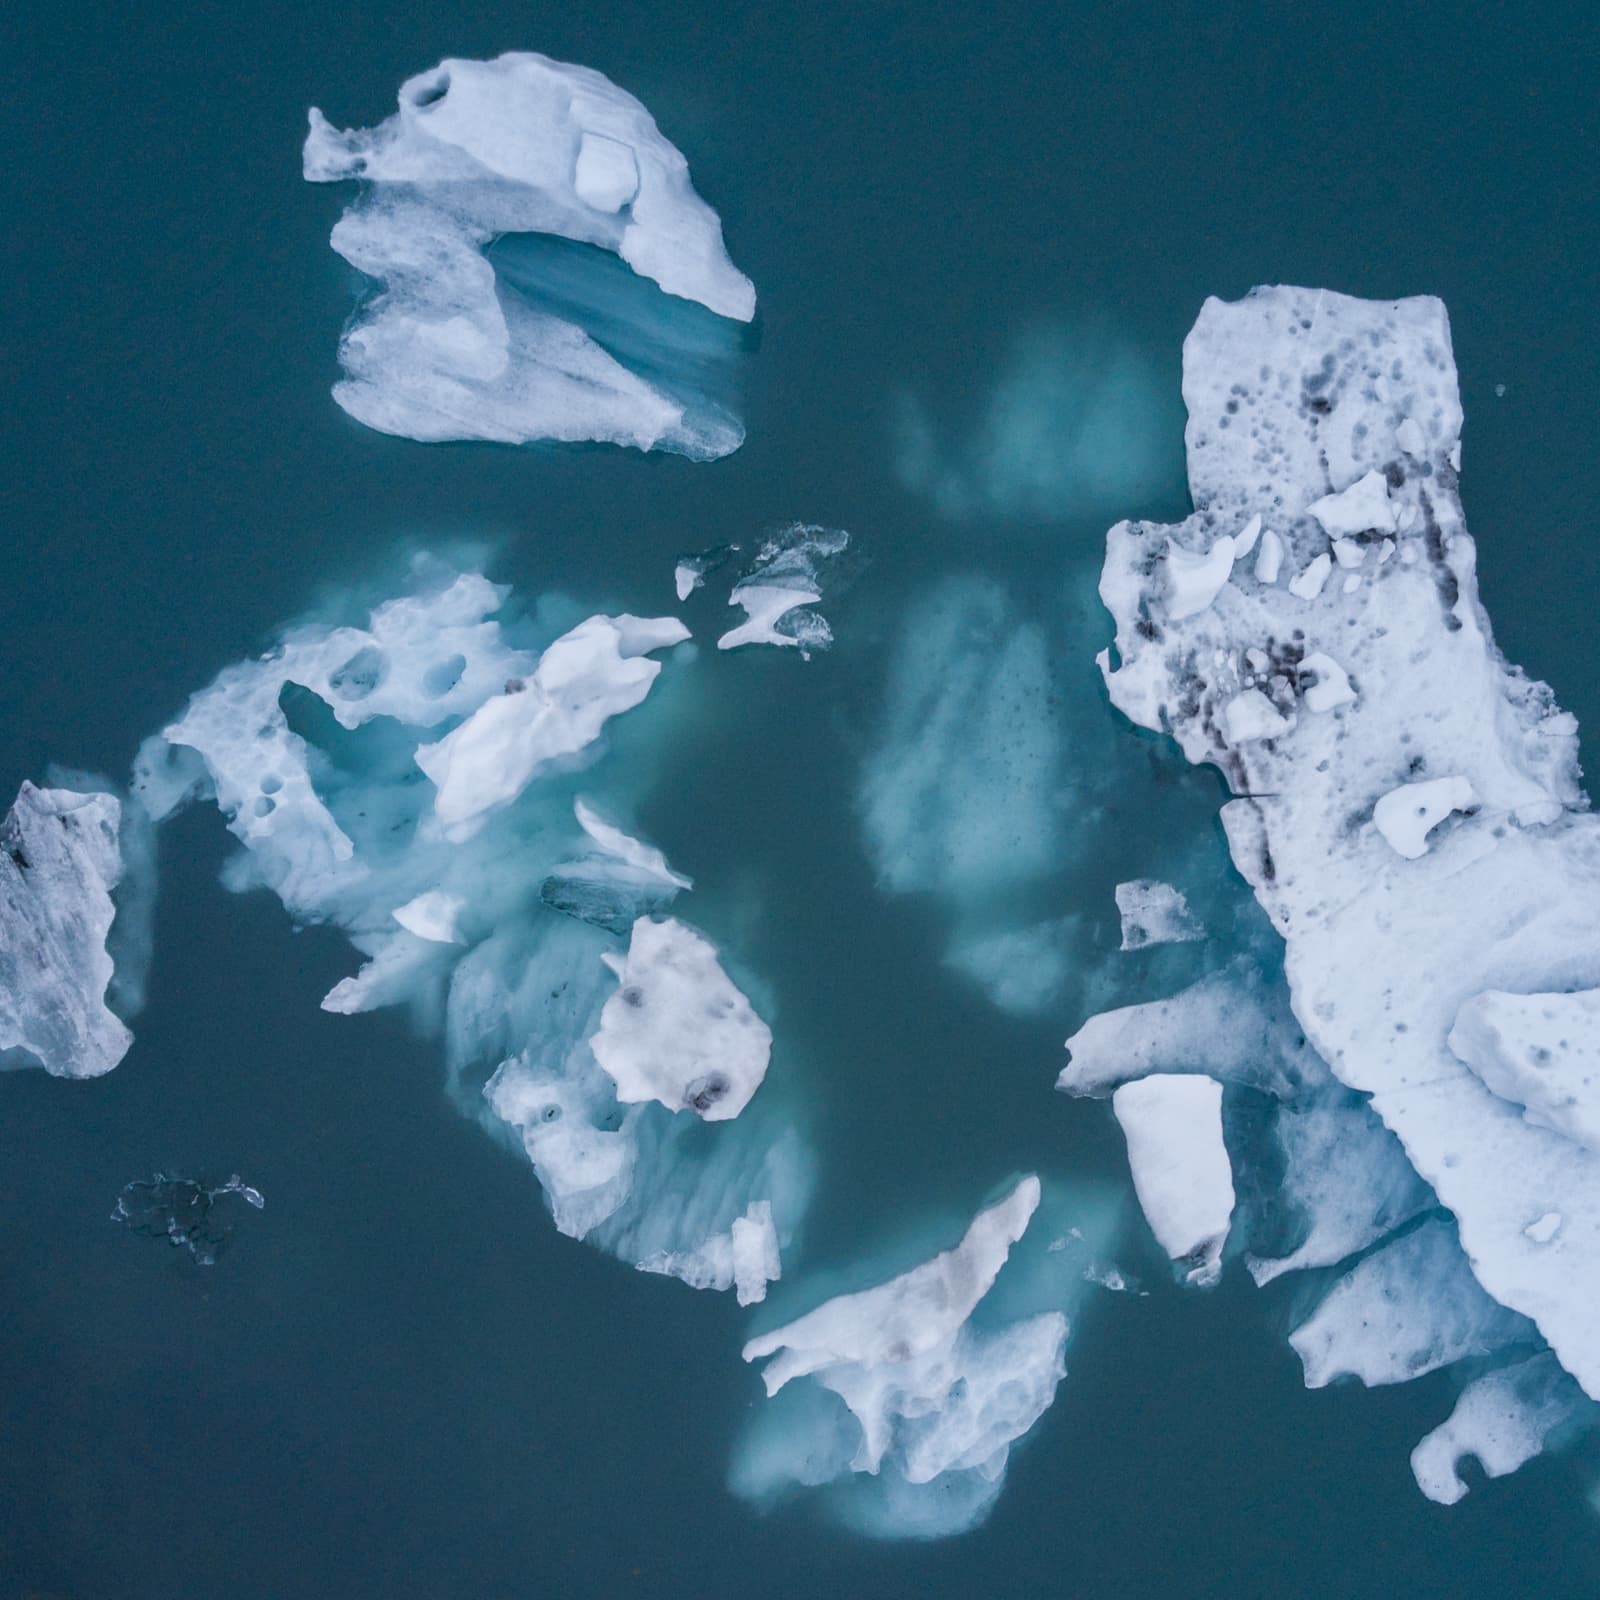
[
  {"left": 718, "top": 583, "right": 823, "bottom": 650},
  {"left": 1224, "top": 689, "right": 1294, "bottom": 743},
  {"left": 1254, "top": 528, "right": 1284, "bottom": 585},
  {"left": 1332, "top": 538, "right": 1366, "bottom": 570},
  {"left": 1525, "top": 1212, "right": 1563, "bottom": 1244},
  {"left": 1306, "top": 469, "right": 1396, "bottom": 537},
  {"left": 1495, "top": 382, "right": 1507, "bottom": 398},
  {"left": 1288, "top": 553, "right": 1333, "bottom": 600},
  {"left": 1372, "top": 775, "right": 1477, "bottom": 859},
  {"left": 392, "top": 889, "right": 466, "bottom": 944},
  {"left": 1395, "top": 416, "right": 1426, "bottom": 457},
  {"left": 574, "top": 797, "right": 692, "bottom": 890},
  {"left": 1232, "top": 514, "right": 1263, "bottom": 560},
  {"left": 1115, "top": 879, "right": 1203, "bottom": 951},
  {"left": 1377, "top": 538, "right": 1395, "bottom": 564},
  {"left": 1165, "top": 534, "right": 1235, "bottom": 620},
  {"left": 675, "top": 563, "right": 701, "bottom": 602},
  {"left": 1111, "top": 1074, "right": 1234, "bottom": 1288},
  {"left": 1299, "top": 652, "right": 1355, "bottom": 713},
  {"left": 1342, "top": 574, "right": 1362, "bottom": 595}
]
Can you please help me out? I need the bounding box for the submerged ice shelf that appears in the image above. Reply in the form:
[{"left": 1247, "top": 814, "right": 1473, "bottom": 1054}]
[
  {"left": 1078, "top": 282, "right": 1600, "bottom": 1498},
  {"left": 305, "top": 52, "right": 754, "bottom": 457}
]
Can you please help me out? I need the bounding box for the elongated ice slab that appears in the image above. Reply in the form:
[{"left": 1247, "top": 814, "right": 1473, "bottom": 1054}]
[
  {"left": 1112, "top": 1074, "right": 1233, "bottom": 1286},
  {"left": 305, "top": 52, "right": 754, "bottom": 456},
  {"left": 0, "top": 783, "right": 131, "bottom": 1077},
  {"left": 1094, "top": 285, "right": 1600, "bottom": 1406}
]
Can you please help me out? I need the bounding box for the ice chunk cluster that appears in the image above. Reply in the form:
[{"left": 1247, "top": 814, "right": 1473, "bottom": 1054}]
[
  {"left": 140, "top": 558, "right": 803, "bottom": 1299},
  {"left": 1083, "top": 284, "right": 1600, "bottom": 1497},
  {"left": 717, "top": 524, "right": 850, "bottom": 654},
  {"left": 305, "top": 52, "right": 754, "bottom": 457},
  {"left": 0, "top": 782, "right": 135, "bottom": 1077}
]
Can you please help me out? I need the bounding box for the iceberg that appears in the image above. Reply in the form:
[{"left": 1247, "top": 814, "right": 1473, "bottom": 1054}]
[
  {"left": 736, "top": 1177, "right": 1069, "bottom": 1536},
  {"left": 1088, "top": 283, "right": 1600, "bottom": 1490},
  {"left": 304, "top": 52, "right": 755, "bottom": 456},
  {"left": 1111, "top": 1074, "right": 1233, "bottom": 1287},
  {"left": 717, "top": 524, "right": 850, "bottom": 654},
  {"left": 0, "top": 782, "right": 134, "bottom": 1078},
  {"left": 590, "top": 915, "right": 772, "bottom": 1120}
]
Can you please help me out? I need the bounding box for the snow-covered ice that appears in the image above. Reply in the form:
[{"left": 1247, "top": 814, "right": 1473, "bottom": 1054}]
[
  {"left": 590, "top": 915, "right": 772, "bottom": 1120},
  {"left": 304, "top": 52, "right": 754, "bottom": 456},
  {"left": 1111, "top": 1075, "right": 1234, "bottom": 1287},
  {"left": 1093, "top": 285, "right": 1600, "bottom": 1411},
  {"left": 0, "top": 783, "right": 133, "bottom": 1077}
]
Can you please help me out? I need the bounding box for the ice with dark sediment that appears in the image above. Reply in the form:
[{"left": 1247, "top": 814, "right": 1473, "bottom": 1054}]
[
  {"left": 1080, "top": 282, "right": 1600, "bottom": 1493},
  {"left": 304, "top": 52, "right": 754, "bottom": 457},
  {"left": 0, "top": 782, "right": 136, "bottom": 1077}
]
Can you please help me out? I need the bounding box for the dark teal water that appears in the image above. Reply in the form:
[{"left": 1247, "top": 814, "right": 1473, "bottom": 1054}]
[{"left": 5, "top": 3, "right": 1600, "bottom": 1596}]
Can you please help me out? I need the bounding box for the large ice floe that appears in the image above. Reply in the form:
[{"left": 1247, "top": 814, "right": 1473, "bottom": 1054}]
[
  {"left": 0, "top": 781, "right": 147, "bottom": 1077},
  {"left": 305, "top": 52, "right": 755, "bottom": 457},
  {"left": 137, "top": 556, "right": 805, "bottom": 1299},
  {"left": 1071, "top": 283, "right": 1600, "bottom": 1499}
]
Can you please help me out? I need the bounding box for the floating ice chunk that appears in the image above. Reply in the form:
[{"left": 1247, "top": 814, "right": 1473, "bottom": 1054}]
[
  {"left": 1411, "top": 1353, "right": 1592, "bottom": 1505},
  {"left": 0, "top": 783, "right": 132, "bottom": 1078},
  {"left": 1332, "top": 537, "right": 1366, "bottom": 570},
  {"left": 393, "top": 889, "right": 466, "bottom": 944},
  {"left": 574, "top": 798, "right": 691, "bottom": 891},
  {"left": 1396, "top": 416, "right": 1427, "bottom": 458},
  {"left": 304, "top": 53, "right": 753, "bottom": 455},
  {"left": 1254, "top": 527, "right": 1284, "bottom": 584},
  {"left": 738, "top": 1180, "right": 1063, "bottom": 1509},
  {"left": 1287, "top": 552, "right": 1333, "bottom": 600},
  {"left": 1289, "top": 1218, "right": 1536, "bottom": 1389},
  {"left": 1165, "top": 533, "right": 1235, "bottom": 620},
  {"left": 1299, "top": 651, "right": 1356, "bottom": 713},
  {"left": 1060, "top": 965, "right": 1324, "bottom": 1100},
  {"left": 675, "top": 563, "right": 701, "bottom": 601},
  {"left": 112, "top": 1171, "right": 265, "bottom": 1266},
  {"left": 719, "top": 584, "right": 823, "bottom": 651},
  {"left": 590, "top": 916, "right": 771, "bottom": 1120},
  {"left": 417, "top": 614, "right": 688, "bottom": 841},
  {"left": 1232, "top": 514, "right": 1262, "bottom": 560},
  {"left": 671, "top": 543, "right": 735, "bottom": 603},
  {"left": 744, "top": 1176, "right": 1041, "bottom": 1399},
  {"left": 1306, "top": 469, "right": 1396, "bottom": 538},
  {"left": 1111, "top": 1075, "right": 1234, "bottom": 1287},
  {"left": 1448, "top": 988, "right": 1600, "bottom": 1152},
  {"left": 717, "top": 523, "right": 849, "bottom": 654},
  {"left": 1115, "top": 879, "right": 1203, "bottom": 951},
  {"left": 639, "top": 1200, "right": 781, "bottom": 1305},
  {"left": 1372, "top": 775, "right": 1477, "bottom": 859},
  {"left": 1224, "top": 689, "right": 1294, "bottom": 742}
]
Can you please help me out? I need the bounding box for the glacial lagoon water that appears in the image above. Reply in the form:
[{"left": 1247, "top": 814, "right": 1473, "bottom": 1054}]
[{"left": 5, "top": 3, "right": 1600, "bottom": 1596}]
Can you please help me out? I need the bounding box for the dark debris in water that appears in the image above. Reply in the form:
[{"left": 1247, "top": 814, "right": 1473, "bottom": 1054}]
[{"left": 111, "top": 1172, "right": 265, "bottom": 1266}]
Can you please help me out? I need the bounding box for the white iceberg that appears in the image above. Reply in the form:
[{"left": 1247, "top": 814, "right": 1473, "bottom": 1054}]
[
  {"left": 1094, "top": 284, "right": 1600, "bottom": 1410},
  {"left": 590, "top": 915, "right": 772, "bottom": 1120},
  {"left": 0, "top": 783, "right": 132, "bottom": 1078},
  {"left": 1111, "top": 1074, "right": 1234, "bottom": 1287},
  {"left": 304, "top": 52, "right": 754, "bottom": 456}
]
